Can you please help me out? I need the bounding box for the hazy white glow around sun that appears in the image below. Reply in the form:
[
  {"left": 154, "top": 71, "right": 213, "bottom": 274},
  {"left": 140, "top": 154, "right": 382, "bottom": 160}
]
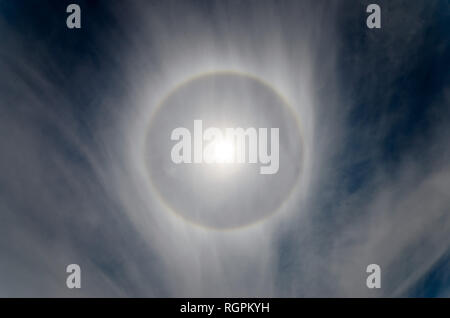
[{"left": 212, "top": 139, "right": 235, "bottom": 164}]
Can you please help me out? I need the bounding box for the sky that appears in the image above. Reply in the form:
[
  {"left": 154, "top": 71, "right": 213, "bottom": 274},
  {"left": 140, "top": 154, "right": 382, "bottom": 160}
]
[{"left": 0, "top": 0, "right": 449, "bottom": 297}]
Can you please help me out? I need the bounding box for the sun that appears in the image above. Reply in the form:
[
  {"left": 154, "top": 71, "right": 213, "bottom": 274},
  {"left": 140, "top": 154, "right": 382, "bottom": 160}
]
[{"left": 212, "top": 139, "right": 235, "bottom": 163}]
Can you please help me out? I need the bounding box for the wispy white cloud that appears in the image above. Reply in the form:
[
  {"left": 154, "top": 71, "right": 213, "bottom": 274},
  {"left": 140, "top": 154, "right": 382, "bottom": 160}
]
[{"left": 0, "top": 0, "right": 448, "bottom": 297}]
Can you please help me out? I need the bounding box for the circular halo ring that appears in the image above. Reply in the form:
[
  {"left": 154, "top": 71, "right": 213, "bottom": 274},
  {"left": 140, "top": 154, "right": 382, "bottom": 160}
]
[{"left": 143, "top": 70, "right": 305, "bottom": 231}]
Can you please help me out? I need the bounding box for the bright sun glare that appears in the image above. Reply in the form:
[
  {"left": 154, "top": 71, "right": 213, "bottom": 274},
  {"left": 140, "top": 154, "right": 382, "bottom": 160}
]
[{"left": 213, "top": 139, "right": 235, "bottom": 164}]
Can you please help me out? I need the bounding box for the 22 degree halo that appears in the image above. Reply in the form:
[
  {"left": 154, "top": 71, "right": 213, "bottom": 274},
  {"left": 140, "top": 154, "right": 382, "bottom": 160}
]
[{"left": 144, "top": 71, "right": 304, "bottom": 230}]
